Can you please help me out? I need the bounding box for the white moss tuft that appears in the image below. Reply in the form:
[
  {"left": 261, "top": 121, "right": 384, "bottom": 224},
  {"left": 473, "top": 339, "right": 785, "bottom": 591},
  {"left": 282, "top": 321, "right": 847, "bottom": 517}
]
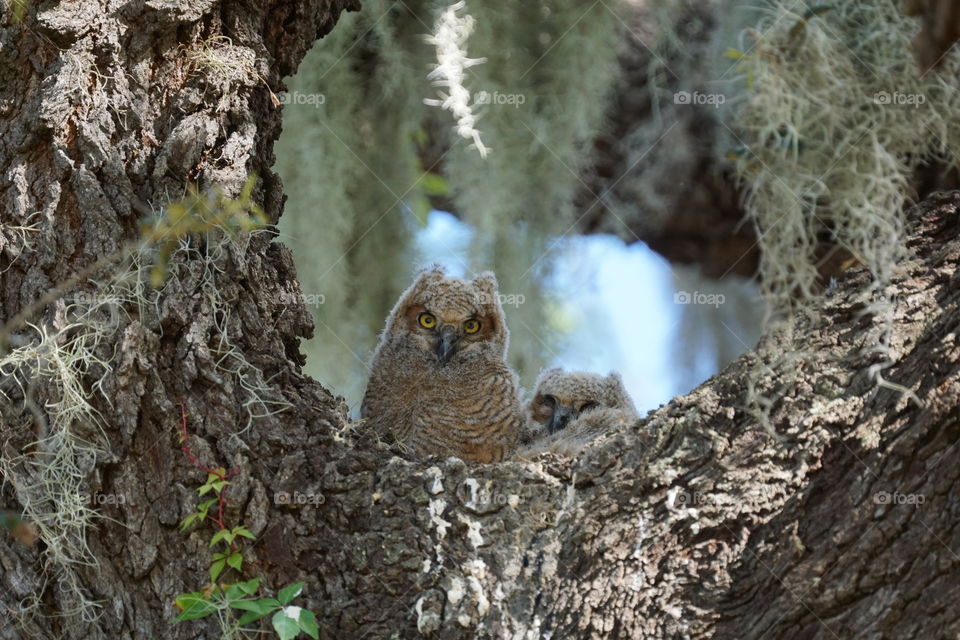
[{"left": 424, "top": 2, "right": 490, "bottom": 157}]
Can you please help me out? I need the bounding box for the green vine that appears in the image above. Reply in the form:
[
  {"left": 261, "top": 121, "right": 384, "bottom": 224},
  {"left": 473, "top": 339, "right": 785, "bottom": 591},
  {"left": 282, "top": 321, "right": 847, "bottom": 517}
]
[{"left": 174, "top": 403, "right": 319, "bottom": 640}]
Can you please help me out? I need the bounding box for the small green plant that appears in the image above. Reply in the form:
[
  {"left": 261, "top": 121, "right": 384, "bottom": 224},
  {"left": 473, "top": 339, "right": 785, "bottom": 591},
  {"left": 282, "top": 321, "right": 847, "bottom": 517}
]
[
  {"left": 175, "top": 578, "right": 319, "bottom": 640},
  {"left": 174, "top": 403, "right": 319, "bottom": 640},
  {"left": 141, "top": 176, "right": 267, "bottom": 287}
]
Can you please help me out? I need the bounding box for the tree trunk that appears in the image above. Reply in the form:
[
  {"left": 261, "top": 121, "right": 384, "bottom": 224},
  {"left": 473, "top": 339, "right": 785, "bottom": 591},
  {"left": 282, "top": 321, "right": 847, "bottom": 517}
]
[
  {"left": 907, "top": 0, "right": 960, "bottom": 71},
  {"left": 2, "top": 2, "right": 960, "bottom": 640},
  {"left": 0, "top": 1, "right": 360, "bottom": 638}
]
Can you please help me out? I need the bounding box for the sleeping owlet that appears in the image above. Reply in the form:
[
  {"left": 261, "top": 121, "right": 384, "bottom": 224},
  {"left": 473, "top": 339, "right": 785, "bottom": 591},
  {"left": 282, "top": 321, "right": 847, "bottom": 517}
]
[
  {"left": 520, "top": 368, "right": 638, "bottom": 456},
  {"left": 361, "top": 266, "right": 523, "bottom": 463}
]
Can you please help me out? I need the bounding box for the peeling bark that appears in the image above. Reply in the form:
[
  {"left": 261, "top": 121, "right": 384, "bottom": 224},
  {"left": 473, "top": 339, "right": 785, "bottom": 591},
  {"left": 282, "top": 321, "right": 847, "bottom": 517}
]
[{"left": 1, "top": 1, "right": 959, "bottom": 640}]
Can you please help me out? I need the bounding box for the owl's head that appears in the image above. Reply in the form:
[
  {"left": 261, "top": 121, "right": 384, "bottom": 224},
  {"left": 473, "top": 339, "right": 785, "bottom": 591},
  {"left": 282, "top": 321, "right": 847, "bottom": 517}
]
[
  {"left": 527, "top": 369, "right": 636, "bottom": 434},
  {"left": 385, "top": 265, "right": 510, "bottom": 365}
]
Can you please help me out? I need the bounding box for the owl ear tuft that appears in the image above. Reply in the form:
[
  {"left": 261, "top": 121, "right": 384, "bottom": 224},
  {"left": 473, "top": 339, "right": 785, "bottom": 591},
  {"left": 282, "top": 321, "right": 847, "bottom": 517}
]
[
  {"left": 606, "top": 372, "right": 637, "bottom": 413},
  {"left": 404, "top": 264, "right": 446, "bottom": 297},
  {"left": 606, "top": 372, "right": 627, "bottom": 393},
  {"left": 414, "top": 263, "right": 446, "bottom": 284},
  {"left": 472, "top": 271, "right": 505, "bottom": 314},
  {"left": 535, "top": 367, "right": 564, "bottom": 388},
  {"left": 472, "top": 271, "right": 499, "bottom": 298},
  {"left": 471, "top": 271, "right": 510, "bottom": 351},
  {"left": 390, "top": 265, "right": 446, "bottom": 324}
]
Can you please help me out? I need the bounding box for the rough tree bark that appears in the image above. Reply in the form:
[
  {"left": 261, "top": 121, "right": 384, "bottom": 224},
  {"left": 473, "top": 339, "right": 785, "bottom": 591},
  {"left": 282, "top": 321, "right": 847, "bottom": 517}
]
[
  {"left": 0, "top": 1, "right": 362, "bottom": 638},
  {"left": 284, "top": 192, "right": 959, "bottom": 639},
  {"left": 1, "top": 2, "right": 959, "bottom": 640}
]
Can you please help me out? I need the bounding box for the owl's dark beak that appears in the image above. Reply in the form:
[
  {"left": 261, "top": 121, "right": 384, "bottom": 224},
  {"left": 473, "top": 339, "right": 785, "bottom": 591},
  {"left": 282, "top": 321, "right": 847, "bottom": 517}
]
[
  {"left": 548, "top": 406, "right": 573, "bottom": 435},
  {"left": 436, "top": 326, "right": 460, "bottom": 365}
]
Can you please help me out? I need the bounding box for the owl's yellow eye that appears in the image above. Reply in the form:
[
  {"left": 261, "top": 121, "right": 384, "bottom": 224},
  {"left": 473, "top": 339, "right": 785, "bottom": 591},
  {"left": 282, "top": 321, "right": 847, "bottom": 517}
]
[
  {"left": 418, "top": 312, "right": 437, "bottom": 329},
  {"left": 464, "top": 319, "right": 481, "bottom": 334}
]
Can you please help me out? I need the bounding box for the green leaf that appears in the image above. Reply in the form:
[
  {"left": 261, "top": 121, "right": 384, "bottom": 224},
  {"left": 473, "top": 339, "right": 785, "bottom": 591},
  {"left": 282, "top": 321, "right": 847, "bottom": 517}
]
[
  {"left": 210, "top": 558, "right": 226, "bottom": 583},
  {"left": 11, "top": 0, "right": 28, "bottom": 24},
  {"left": 722, "top": 47, "right": 744, "bottom": 60},
  {"left": 237, "top": 608, "right": 270, "bottom": 627},
  {"left": 224, "top": 583, "right": 245, "bottom": 601},
  {"left": 231, "top": 599, "right": 276, "bottom": 616},
  {"left": 235, "top": 578, "right": 261, "bottom": 595},
  {"left": 233, "top": 526, "right": 256, "bottom": 541},
  {"left": 300, "top": 609, "right": 320, "bottom": 639},
  {"left": 150, "top": 263, "right": 166, "bottom": 288},
  {"left": 180, "top": 513, "right": 199, "bottom": 531},
  {"left": 198, "top": 498, "right": 218, "bottom": 512},
  {"left": 174, "top": 593, "right": 217, "bottom": 621},
  {"left": 227, "top": 551, "right": 243, "bottom": 571},
  {"left": 210, "top": 529, "right": 232, "bottom": 547},
  {"left": 420, "top": 172, "right": 448, "bottom": 196},
  {"left": 277, "top": 582, "right": 304, "bottom": 605},
  {"left": 272, "top": 610, "right": 300, "bottom": 640},
  {"left": 198, "top": 483, "right": 214, "bottom": 497},
  {"left": 237, "top": 609, "right": 273, "bottom": 627}
]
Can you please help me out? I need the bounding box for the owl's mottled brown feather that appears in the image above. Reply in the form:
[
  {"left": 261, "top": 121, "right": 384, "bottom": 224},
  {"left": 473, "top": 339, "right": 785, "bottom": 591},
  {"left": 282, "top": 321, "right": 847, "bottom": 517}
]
[
  {"left": 361, "top": 267, "right": 522, "bottom": 463},
  {"left": 520, "top": 368, "right": 638, "bottom": 456}
]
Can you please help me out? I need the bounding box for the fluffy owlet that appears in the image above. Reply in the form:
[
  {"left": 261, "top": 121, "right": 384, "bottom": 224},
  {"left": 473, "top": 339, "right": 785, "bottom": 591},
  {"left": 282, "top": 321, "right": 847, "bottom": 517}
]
[
  {"left": 361, "top": 266, "right": 522, "bottom": 463},
  {"left": 520, "top": 368, "right": 638, "bottom": 456}
]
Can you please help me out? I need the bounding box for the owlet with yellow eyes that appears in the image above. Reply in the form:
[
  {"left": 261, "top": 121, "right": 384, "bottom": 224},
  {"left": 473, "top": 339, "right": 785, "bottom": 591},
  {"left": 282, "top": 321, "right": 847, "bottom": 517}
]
[
  {"left": 361, "top": 266, "right": 523, "bottom": 463},
  {"left": 520, "top": 368, "right": 638, "bottom": 456}
]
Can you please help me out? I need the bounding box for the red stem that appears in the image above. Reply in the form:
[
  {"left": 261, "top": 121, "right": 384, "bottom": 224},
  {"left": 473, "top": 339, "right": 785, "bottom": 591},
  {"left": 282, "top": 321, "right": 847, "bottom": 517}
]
[{"left": 177, "top": 400, "right": 237, "bottom": 533}]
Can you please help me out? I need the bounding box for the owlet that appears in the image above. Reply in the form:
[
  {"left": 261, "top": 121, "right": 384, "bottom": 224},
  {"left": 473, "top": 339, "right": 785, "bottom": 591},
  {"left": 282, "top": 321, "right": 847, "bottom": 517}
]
[
  {"left": 361, "top": 266, "right": 522, "bottom": 463},
  {"left": 520, "top": 368, "right": 638, "bottom": 456}
]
